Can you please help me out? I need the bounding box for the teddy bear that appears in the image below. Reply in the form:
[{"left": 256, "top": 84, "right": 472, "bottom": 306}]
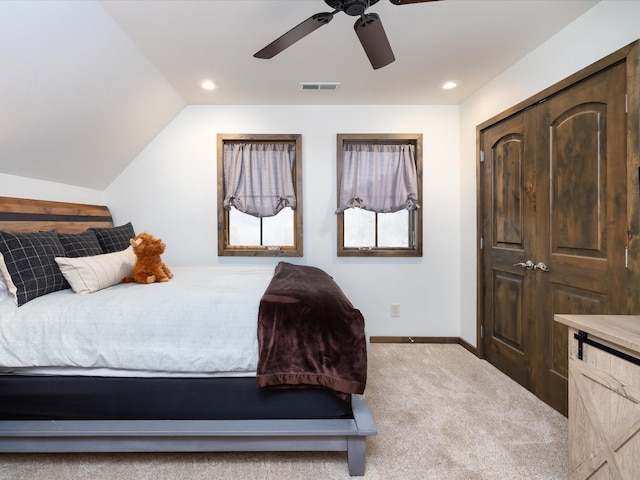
[{"left": 122, "top": 232, "right": 174, "bottom": 284}]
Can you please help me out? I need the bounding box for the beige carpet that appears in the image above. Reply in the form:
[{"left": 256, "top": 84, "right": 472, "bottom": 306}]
[{"left": 0, "top": 344, "right": 567, "bottom": 479}]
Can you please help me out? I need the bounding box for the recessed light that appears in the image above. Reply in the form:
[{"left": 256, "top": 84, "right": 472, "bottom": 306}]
[
  {"left": 201, "top": 80, "right": 217, "bottom": 91},
  {"left": 441, "top": 81, "right": 458, "bottom": 90}
]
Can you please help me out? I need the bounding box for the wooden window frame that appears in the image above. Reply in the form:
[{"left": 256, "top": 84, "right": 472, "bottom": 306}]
[
  {"left": 217, "top": 133, "right": 303, "bottom": 257},
  {"left": 336, "top": 133, "right": 423, "bottom": 257}
]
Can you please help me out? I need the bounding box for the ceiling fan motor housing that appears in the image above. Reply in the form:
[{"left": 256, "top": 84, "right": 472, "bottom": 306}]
[{"left": 324, "top": 0, "right": 381, "bottom": 16}]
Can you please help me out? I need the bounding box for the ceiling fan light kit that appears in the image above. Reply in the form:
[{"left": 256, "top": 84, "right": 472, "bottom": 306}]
[{"left": 254, "top": 0, "right": 440, "bottom": 70}]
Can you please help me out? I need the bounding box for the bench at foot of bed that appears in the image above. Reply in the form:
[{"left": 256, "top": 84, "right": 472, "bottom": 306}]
[{"left": 0, "top": 394, "right": 376, "bottom": 476}]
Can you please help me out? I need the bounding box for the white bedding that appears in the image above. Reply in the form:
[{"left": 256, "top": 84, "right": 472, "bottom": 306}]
[{"left": 0, "top": 266, "right": 275, "bottom": 376}]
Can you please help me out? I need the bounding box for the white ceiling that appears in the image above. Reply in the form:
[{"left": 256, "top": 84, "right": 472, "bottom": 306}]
[
  {"left": 100, "top": 0, "right": 600, "bottom": 105},
  {"left": 0, "top": 0, "right": 600, "bottom": 190}
]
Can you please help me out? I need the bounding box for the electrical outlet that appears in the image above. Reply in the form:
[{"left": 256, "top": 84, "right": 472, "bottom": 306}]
[{"left": 391, "top": 304, "right": 400, "bottom": 317}]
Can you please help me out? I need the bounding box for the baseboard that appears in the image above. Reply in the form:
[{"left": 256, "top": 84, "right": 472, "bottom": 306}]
[
  {"left": 457, "top": 337, "right": 477, "bottom": 356},
  {"left": 369, "top": 336, "right": 479, "bottom": 357}
]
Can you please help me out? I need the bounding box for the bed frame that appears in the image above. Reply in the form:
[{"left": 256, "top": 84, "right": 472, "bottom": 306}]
[{"left": 0, "top": 196, "right": 376, "bottom": 476}]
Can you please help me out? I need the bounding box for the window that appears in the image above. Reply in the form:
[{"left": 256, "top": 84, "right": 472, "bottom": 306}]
[
  {"left": 217, "top": 134, "right": 302, "bottom": 256},
  {"left": 336, "top": 134, "right": 422, "bottom": 257}
]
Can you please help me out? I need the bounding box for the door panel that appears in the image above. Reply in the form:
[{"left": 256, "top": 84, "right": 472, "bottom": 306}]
[
  {"left": 549, "top": 284, "right": 606, "bottom": 401},
  {"left": 551, "top": 104, "right": 607, "bottom": 254},
  {"left": 493, "top": 271, "right": 524, "bottom": 351},
  {"left": 481, "top": 112, "right": 537, "bottom": 391},
  {"left": 479, "top": 61, "right": 628, "bottom": 415},
  {"left": 536, "top": 63, "right": 627, "bottom": 414},
  {"left": 493, "top": 134, "right": 525, "bottom": 247}
]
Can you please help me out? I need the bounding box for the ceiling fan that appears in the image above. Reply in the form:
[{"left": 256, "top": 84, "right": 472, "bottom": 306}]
[{"left": 254, "top": 0, "right": 441, "bottom": 70}]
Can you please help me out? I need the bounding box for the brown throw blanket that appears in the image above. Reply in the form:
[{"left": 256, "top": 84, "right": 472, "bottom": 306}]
[{"left": 256, "top": 262, "right": 367, "bottom": 398}]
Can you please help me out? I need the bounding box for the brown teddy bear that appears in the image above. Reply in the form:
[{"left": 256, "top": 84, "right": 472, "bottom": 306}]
[{"left": 122, "top": 232, "right": 173, "bottom": 284}]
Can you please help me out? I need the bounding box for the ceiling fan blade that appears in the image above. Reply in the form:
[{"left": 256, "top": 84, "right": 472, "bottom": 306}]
[
  {"left": 254, "top": 12, "right": 334, "bottom": 59},
  {"left": 354, "top": 13, "right": 395, "bottom": 69},
  {"left": 389, "top": 0, "right": 441, "bottom": 4}
]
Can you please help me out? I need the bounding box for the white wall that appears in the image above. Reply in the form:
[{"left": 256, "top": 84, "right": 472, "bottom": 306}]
[
  {"left": 0, "top": 172, "right": 104, "bottom": 204},
  {"left": 105, "top": 105, "right": 461, "bottom": 338},
  {"left": 458, "top": 0, "right": 640, "bottom": 346}
]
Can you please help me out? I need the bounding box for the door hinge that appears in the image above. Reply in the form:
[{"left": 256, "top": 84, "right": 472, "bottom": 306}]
[
  {"left": 480, "top": 237, "right": 483, "bottom": 250},
  {"left": 480, "top": 150, "right": 485, "bottom": 163},
  {"left": 625, "top": 246, "right": 629, "bottom": 269},
  {"left": 626, "top": 93, "right": 628, "bottom": 114},
  {"left": 480, "top": 325, "right": 484, "bottom": 338}
]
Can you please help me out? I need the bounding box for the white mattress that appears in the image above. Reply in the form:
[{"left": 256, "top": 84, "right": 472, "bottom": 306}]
[{"left": 0, "top": 265, "right": 275, "bottom": 376}]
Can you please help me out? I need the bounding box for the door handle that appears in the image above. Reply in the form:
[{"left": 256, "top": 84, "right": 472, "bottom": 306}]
[
  {"left": 513, "top": 260, "right": 534, "bottom": 270},
  {"left": 534, "top": 262, "right": 550, "bottom": 272}
]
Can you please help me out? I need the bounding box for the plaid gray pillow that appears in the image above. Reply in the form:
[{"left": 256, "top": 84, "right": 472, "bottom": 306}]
[
  {"left": 90, "top": 222, "right": 135, "bottom": 253},
  {"left": 0, "top": 231, "right": 69, "bottom": 306},
  {"left": 56, "top": 230, "right": 103, "bottom": 258}
]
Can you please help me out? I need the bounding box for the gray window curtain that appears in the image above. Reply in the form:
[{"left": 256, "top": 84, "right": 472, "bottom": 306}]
[
  {"left": 223, "top": 143, "right": 296, "bottom": 218},
  {"left": 336, "top": 143, "right": 419, "bottom": 214}
]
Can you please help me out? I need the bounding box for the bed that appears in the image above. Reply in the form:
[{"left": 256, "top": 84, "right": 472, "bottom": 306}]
[{"left": 0, "top": 196, "right": 376, "bottom": 476}]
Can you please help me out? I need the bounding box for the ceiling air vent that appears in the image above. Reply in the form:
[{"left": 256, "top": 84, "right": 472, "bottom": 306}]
[{"left": 300, "top": 82, "right": 340, "bottom": 91}]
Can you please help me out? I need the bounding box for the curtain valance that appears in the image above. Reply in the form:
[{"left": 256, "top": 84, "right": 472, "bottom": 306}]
[
  {"left": 223, "top": 143, "right": 296, "bottom": 218},
  {"left": 336, "top": 143, "right": 419, "bottom": 214}
]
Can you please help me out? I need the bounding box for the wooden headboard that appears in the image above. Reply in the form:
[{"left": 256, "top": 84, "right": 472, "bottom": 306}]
[{"left": 0, "top": 196, "right": 113, "bottom": 234}]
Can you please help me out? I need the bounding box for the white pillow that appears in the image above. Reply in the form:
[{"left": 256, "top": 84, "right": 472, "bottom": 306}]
[
  {"left": 55, "top": 246, "right": 136, "bottom": 294},
  {"left": 0, "top": 257, "right": 9, "bottom": 301}
]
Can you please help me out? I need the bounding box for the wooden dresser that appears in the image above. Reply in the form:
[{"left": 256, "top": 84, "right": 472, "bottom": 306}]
[{"left": 554, "top": 314, "right": 640, "bottom": 479}]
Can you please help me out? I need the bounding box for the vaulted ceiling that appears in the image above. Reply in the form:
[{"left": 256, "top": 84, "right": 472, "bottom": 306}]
[{"left": 0, "top": 0, "right": 599, "bottom": 190}]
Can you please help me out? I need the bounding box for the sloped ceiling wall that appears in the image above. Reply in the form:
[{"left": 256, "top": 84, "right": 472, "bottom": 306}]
[{"left": 0, "top": 0, "right": 185, "bottom": 190}]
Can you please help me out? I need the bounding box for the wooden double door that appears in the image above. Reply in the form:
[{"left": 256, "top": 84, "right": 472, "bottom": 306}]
[{"left": 479, "top": 61, "right": 631, "bottom": 415}]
